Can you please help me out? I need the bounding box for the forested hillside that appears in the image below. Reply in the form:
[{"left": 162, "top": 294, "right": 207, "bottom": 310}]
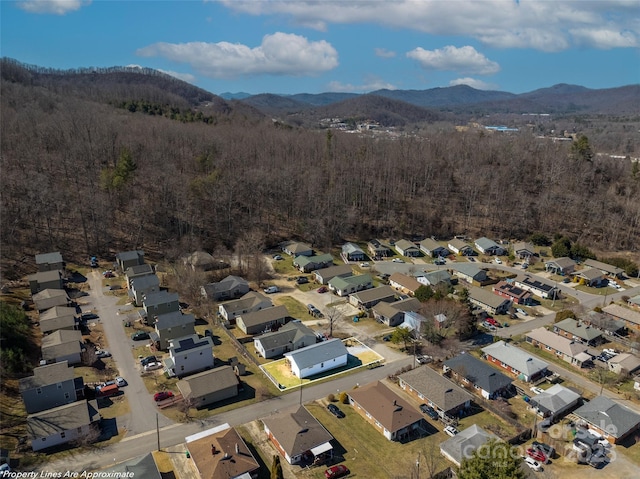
[{"left": 1, "top": 60, "right": 639, "bottom": 278}]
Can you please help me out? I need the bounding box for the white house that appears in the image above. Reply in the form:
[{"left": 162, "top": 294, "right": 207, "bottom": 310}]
[
  {"left": 167, "top": 334, "right": 214, "bottom": 378},
  {"left": 218, "top": 291, "right": 272, "bottom": 322},
  {"left": 284, "top": 339, "right": 348, "bottom": 378}
]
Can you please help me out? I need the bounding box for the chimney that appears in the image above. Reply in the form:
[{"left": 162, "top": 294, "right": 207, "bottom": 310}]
[
  {"left": 235, "top": 443, "right": 239, "bottom": 454},
  {"left": 211, "top": 444, "right": 216, "bottom": 455},
  {"left": 393, "top": 400, "right": 397, "bottom": 406}
]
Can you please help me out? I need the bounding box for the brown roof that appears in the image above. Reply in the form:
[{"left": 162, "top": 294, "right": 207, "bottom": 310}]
[
  {"left": 262, "top": 405, "right": 333, "bottom": 457},
  {"left": 348, "top": 381, "right": 423, "bottom": 433},
  {"left": 187, "top": 426, "right": 259, "bottom": 479},
  {"left": 389, "top": 273, "right": 421, "bottom": 293}
]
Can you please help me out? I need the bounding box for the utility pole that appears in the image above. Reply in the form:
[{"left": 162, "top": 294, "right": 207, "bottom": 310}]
[
  {"left": 299, "top": 376, "right": 303, "bottom": 405},
  {"left": 156, "top": 413, "right": 160, "bottom": 451},
  {"left": 416, "top": 452, "right": 421, "bottom": 479}
]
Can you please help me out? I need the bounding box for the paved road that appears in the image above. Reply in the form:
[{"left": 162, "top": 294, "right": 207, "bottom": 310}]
[
  {"left": 40, "top": 355, "right": 413, "bottom": 473},
  {"left": 85, "top": 271, "right": 174, "bottom": 436}
]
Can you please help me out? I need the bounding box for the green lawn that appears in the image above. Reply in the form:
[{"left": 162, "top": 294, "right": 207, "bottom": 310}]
[
  {"left": 273, "top": 295, "right": 309, "bottom": 319},
  {"left": 272, "top": 257, "right": 298, "bottom": 275}
]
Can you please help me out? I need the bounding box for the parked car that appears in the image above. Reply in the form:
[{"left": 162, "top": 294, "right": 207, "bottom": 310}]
[
  {"left": 317, "top": 286, "right": 328, "bottom": 293},
  {"left": 468, "top": 257, "right": 476, "bottom": 262},
  {"left": 524, "top": 456, "right": 542, "bottom": 471},
  {"left": 443, "top": 426, "right": 459, "bottom": 437},
  {"left": 103, "top": 270, "right": 114, "bottom": 278},
  {"left": 516, "top": 308, "right": 528, "bottom": 316},
  {"left": 144, "top": 362, "right": 163, "bottom": 372},
  {"left": 153, "top": 391, "right": 174, "bottom": 402},
  {"left": 141, "top": 355, "right": 157, "bottom": 366},
  {"left": 95, "top": 349, "right": 111, "bottom": 358},
  {"left": 359, "top": 262, "right": 370, "bottom": 268},
  {"left": 486, "top": 317, "right": 501, "bottom": 328},
  {"left": 115, "top": 377, "right": 127, "bottom": 387},
  {"left": 296, "top": 276, "right": 309, "bottom": 284},
  {"left": 81, "top": 312, "right": 99, "bottom": 320},
  {"left": 494, "top": 257, "right": 502, "bottom": 264},
  {"left": 324, "top": 465, "right": 350, "bottom": 479},
  {"left": 392, "top": 258, "right": 405, "bottom": 263},
  {"left": 530, "top": 386, "right": 544, "bottom": 395},
  {"left": 272, "top": 254, "right": 283, "bottom": 260},
  {"left": 382, "top": 334, "right": 392, "bottom": 342},
  {"left": 526, "top": 448, "right": 547, "bottom": 463},
  {"left": 263, "top": 286, "right": 279, "bottom": 294},
  {"left": 482, "top": 321, "right": 497, "bottom": 331},
  {"left": 531, "top": 441, "right": 554, "bottom": 458},
  {"left": 420, "top": 404, "right": 439, "bottom": 420},
  {"left": 588, "top": 449, "right": 607, "bottom": 468},
  {"left": 131, "top": 331, "right": 150, "bottom": 341},
  {"left": 416, "top": 354, "right": 432, "bottom": 364},
  {"left": 522, "top": 263, "right": 529, "bottom": 269},
  {"left": 434, "top": 257, "right": 446, "bottom": 265},
  {"left": 327, "top": 404, "right": 345, "bottom": 418}
]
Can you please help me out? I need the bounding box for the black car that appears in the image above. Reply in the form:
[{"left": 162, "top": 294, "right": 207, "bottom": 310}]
[
  {"left": 420, "top": 404, "right": 439, "bottom": 420},
  {"left": 531, "top": 441, "right": 555, "bottom": 458},
  {"left": 296, "top": 276, "right": 309, "bottom": 285},
  {"left": 327, "top": 404, "right": 345, "bottom": 418},
  {"left": 81, "top": 312, "right": 99, "bottom": 320},
  {"left": 588, "top": 449, "right": 607, "bottom": 468},
  {"left": 131, "top": 331, "right": 150, "bottom": 341},
  {"left": 140, "top": 355, "right": 157, "bottom": 366}
]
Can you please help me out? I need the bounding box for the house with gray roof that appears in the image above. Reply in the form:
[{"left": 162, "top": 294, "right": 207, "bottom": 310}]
[
  {"left": 294, "top": 253, "right": 334, "bottom": 272},
  {"left": 575, "top": 268, "right": 605, "bottom": 287},
  {"left": 284, "top": 338, "right": 348, "bottom": 379},
  {"left": 314, "top": 264, "right": 353, "bottom": 285},
  {"left": 129, "top": 274, "right": 160, "bottom": 306},
  {"left": 28, "top": 270, "right": 64, "bottom": 294},
  {"left": 443, "top": 353, "right": 513, "bottom": 400},
  {"left": 27, "top": 399, "right": 100, "bottom": 451},
  {"left": 608, "top": 353, "right": 640, "bottom": 375},
  {"left": 454, "top": 264, "right": 488, "bottom": 284},
  {"left": 474, "top": 237, "right": 505, "bottom": 256},
  {"left": 35, "top": 252, "right": 64, "bottom": 272},
  {"left": 573, "top": 395, "right": 640, "bottom": 443},
  {"left": 176, "top": 366, "right": 238, "bottom": 409},
  {"left": 482, "top": 340, "right": 548, "bottom": 382},
  {"left": 628, "top": 294, "right": 640, "bottom": 309},
  {"left": 553, "top": 318, "right": 603, "bottom": 346},
  {"left": 545, "top": 257, "right": 577, "bottom": 275},
  {"left": 328, "top": 274, "right": 373, "bottom": 297},
  {"left": 419, "top": 238, "right": 449, "bottom": 258},
  {"left": 41, "top": 330, "right": 83, "bottom": 365},
  {"left": 98, "top": 453, "right": 161, "bottom": 479},
  {"left": 395, "top": 239, "right": 420, "bottom": 257},
  {"left": 39, "top": 306, "right": 77, "bottom": 334},
  {"left": 583, "top": 311, "right": 626, "bottom": 335},
  {"left": 372, "top": 298, "right": 422, "bottom": 327},
  {"left": 254, "top": 321, "right": 317, "bottom": 359},
  {"left": 512, "top": 242, "right": 535, "bottom": 260},
  {"left": 349, "top": 285, "right": 396, "bottom": 310},
  {"left": 282, "top": 241, "right": 313, "bottom": 257},
  {"left": 349, "top": 381, "right": 424, "bottom": 441},
  {"left": 20, "top": 361, "right": 83, "bottom": 414},
  {"left": 124, "top": 263, "right": 155, "bottom": 284},
  {"left": 526, "top": 327, "right": 590, "bottom": 367},
  {"left": 440, "top": 425, "right": 498, "bottom": 466},
  {"left": 448, "top": 238, "right": 474, "bottom": 256},
  {"left": 468, "top": 287, "right": 511, "bottom": 315},
  {"left": 415, "top": 270, "right": 452, "bottom": 287},
  {"left": 115, "top": 250, "right": 145, "bottom": 271},
  {"left": 200, "top": 275, "right": 250, "bottom": 301},
  {"left": 167, "top": 334, "right": 214, "bottom": 378},
  {"left": 342, "top": 243, "right": 367, "bottom": 262},
  {"left": 584, "top": 259, "right": 624, "bottom": 278},
  {"left": 32, "top": 288, "right": 69, "bottom": 311},
  {"left": 142, "top": 291, "right": 180, "bottom": 324},
  {"left": 603, "top": 304, "right": 640, "bottom": 330},
  {"left": 154, "top": 311, "right": 196, "bottom": 350},
  {"left": 528, "top": 384, "right": 580, "bottom": 419},
  {"left": 218, "top": 291, "right": 272, "bottom": 322},
  {"left": 236, "top": 305, "right": 289, "bottom": 335},
  {"left": 368, "top": 239, "right": 392, "bottom": 259},
  {"left": 515, "top": 275, "right": 558, "bottom": 299},
  {"left": 399, "top": 366, "right": 472, "bottom": 418},
  {"left": 262, "top": 405, "right": 334, "bottom": 465}
]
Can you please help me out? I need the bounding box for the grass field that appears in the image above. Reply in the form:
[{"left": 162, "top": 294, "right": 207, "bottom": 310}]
[{"left": 273, "top": 295, "right": 308, "bottom": 319}]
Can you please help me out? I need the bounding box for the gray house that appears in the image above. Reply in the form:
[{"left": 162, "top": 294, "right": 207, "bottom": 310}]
[
  {"left": 39, "top": 306, "right": 77, "bottom": 334},
  {"left": 27, "top": 400, "right": 100, "bottom": 452},
  {"left": 419, "top": 238, "right": 450, "bottom": 258},
  {"left": 528, "top": 384, "right": 580, "bottom": 419},
  {"left": 125, "top": 264, "right": 155, "bottom": 284},
  {"left": 342, "top": 243, "right": 367, "bottom": 262},
  {"left": 545, "top": 257, "right": 577, "bottom": 275},
  {"left": 28, "top": 270, "right": 64, "bottom": 294},
  {"left": 115, "top": 250, "right": 145, "bottom": 272},
  {"left": 394, "top": 239, "right": 420, "bottom": 257},
  {"left": 328, "top": 274, "right": 373, "bottom": 297},
  {"left": 454, "top": 264, "right": 488, "bottom": 284},
  {"left": 368, "top": 239, "right": 392, "bottom": 259},
  {"left": 35, "top": 252, "right": 64, "bottom": 272},
  {"left": 349, "top": 285, "right": 396, "bottom": 310},
  {"left": 474, "top": 237, "right": 505, "bottom": 256},
  {"left": 200, "top": 275, "right": 250, "bottom": 301},
  {"left": 253, "top": 321, "right": 317, "bottom": 359},
  {"left": 294, "top": 253, "right": 334, "bottom": 273},
  {"left": 218, "top": 291, "right": 272, "bottom": 322},
  {"left": 41, "top": 330, "right": 83, "bottom": 365},
  {"left": 440, "top": 425, "right": 497, "bottom": 467},
  {"left": 176, "top": 366, "right": 238, "bottom": 409},
  {"left": 443, "top": 353, "right": 513, "bottom": 400},
  {"left": 142, "top": 291, "right": 180, "bottom": 325},
  {"left": 19, "top": 361, "right": 83, "bottom": 414},
  {"left": 416, "top": 270, "right": 452, "bottom": 287},
  {"left": 512, "top": 242, "right": 535, "bottom": 260},
  {"left": 314, "top": 264, "right": 353, "bottom": 285},
  {"left": 468, "top": 287, "right": 511, "bottom": 315},
  {"left": 32, "top": 289, "right": 69, "bottom": 311},
  {"left": 237, "top": 305, "right": 289, "bottom": 335},
  {"left": 154, "top": 311, "right": 196, "bottom": 350},
  {"left": 372, "top": 298, "right": 421, "bottom": 326},
  {"left": 129, "top": 274, "right": 161, "bottom": 306},
  {"left": 573, "top": 395, "right": 640, "bottom": 444},
  {"left": 282, "top": 242, "right": 313, "bottom": 257}
]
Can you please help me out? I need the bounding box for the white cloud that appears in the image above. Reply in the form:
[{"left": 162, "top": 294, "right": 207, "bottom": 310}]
[
  {"left": 157, "top": 69, "right": 197, "bottom": 83},
  {"left": 136, "top": 32, "right": 338, "bottom": 79},
  {"left": 18, "top": 0, "right": 89, "bottom": 15},
  {"left": 569, "top": 28, "right": 638, "bottom": 49},
  {"left": 219, "top": 0, "right": 639, "bottom": 51},
  {"left": 327, "top": 77, "right": 397, "bottom": 93},
  {"left": 374, "top": 48, "right": 396, "bottom": 58},
  {"left": 449, "top": 77, "right": 498, "bottom": 90},
  {"left": 407, "top": 45, "right": 500, "bottom": 75}
]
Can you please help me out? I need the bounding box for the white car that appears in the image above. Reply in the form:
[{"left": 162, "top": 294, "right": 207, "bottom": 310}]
[
  {"left": 494, "top": 257, "right": 502, "bottom": 264},
  {"left": 115, "top": 377, "right": 127, "bottom": 387},
  {"left": 359, "top": 262, "right": 370, "bottom": 268},
  {"left": 530, "top": 386, "right": 544, "bottom": 395},
  {"left": 516, "top": 308, "right": 528, "bottom": 316},
  {"left": 96, "top": 349, "right": 111, "bottom": 358},
  {"left": 443, "top": 426, "right": 459, "bottom": 437},
  {"left": 524, "top": 456, "right": 542, "bottom": 471},
  {"left": 263, "top": 286, "right": 279, "bottom": 294},
  {"left": 392, "top": 258, "right": 405, "bottom": 263},
  {"left": 144, "top": 362, "right": 163, "bottom": 372}
]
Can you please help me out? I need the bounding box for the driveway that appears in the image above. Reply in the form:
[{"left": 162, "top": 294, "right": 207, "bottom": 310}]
[{"left": 85, "top": 271, "right": 174, "bottom": 436}]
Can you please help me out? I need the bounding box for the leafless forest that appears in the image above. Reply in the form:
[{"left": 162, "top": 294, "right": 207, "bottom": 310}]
[{"left": 1, "top": 61, "right": 639, "bottom": 277}]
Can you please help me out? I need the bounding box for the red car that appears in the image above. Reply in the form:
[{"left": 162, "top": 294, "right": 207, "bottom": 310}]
[
  {"left": 526, "top": 448, "right": 547, "bottom": 463},
  {"left": 154, "top": 391, "right": 174, "bottom": 402},
  {"left": 486, "top": 317, "right": 501, "bottom": 328},
  {"left": 317, "top": 286, "right": 328, "bottom": 293},
  {"left": 325, "top": 465, "right": 350, "bottom": 479}
]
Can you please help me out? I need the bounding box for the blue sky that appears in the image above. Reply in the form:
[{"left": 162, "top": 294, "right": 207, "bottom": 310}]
[{"left": 1, "top": 0, "right": 638, "bottom": 95}]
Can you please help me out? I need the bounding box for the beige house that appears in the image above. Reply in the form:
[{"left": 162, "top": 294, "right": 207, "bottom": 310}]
[{"left": 176, "top": 366, "right": 238, "bottom": 409}]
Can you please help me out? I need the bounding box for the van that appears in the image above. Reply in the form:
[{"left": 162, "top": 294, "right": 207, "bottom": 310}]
[
  {"left": 96, "top": 384, "right": 119, "bottom": 397},
  {"left": 263, "top": 286, "right": 279, "bottom": 294}
]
